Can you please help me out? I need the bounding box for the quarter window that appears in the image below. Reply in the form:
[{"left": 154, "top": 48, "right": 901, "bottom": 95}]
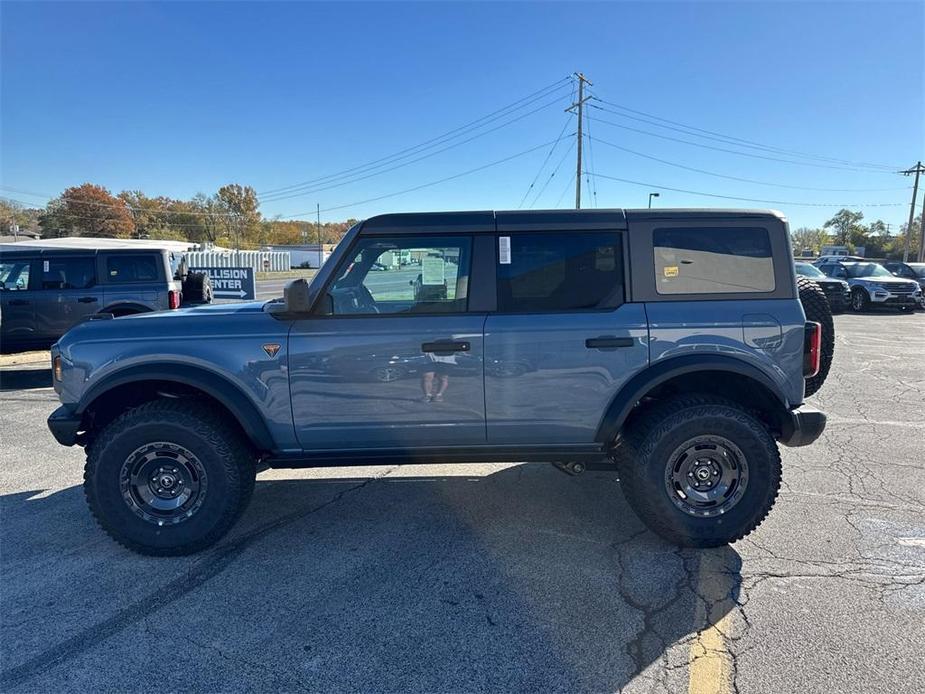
[
  {"left": 41, "top": 257, "right": 96, "bottom": 290},
  {"left": 497, "top": 232, "right": 623, "bottom": 312},
  {"left": 329, "top": 236, "right": 471, "bottom": 315},
  {"left": 653, "top": 227, "right": 775, "bottom": 295},
  {"left": 106, "top": 255, "right": 160, "bottom": 282}
]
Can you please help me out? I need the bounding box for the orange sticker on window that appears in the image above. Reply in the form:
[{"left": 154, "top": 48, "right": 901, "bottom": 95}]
[{"left": 664, "top": 266, "right": 679, "bottom": 277}]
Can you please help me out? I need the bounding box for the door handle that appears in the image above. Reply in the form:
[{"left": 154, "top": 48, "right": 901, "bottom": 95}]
[
  {"left": 422, "top": 341, "right": 470, "bottom": 354},
  {"left": 8, "top": 299, "right": 30, "bottom": 306},
  {"left": 585, "top": 336, "right": 635, "bottom": 350},
  {"left": 77, "top": 297, "right": 98, "bottom": 303}
]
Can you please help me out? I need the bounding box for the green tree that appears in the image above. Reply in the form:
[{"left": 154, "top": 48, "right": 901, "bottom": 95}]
[
  {"left": 790, "top": 227, "right": 828, "bottom": 255},
  {"left": 823, "top": 209, "right": 864, "bottom": 246},
  {"left": 217, "top": 184, "right": 261, "bottom": 248}
]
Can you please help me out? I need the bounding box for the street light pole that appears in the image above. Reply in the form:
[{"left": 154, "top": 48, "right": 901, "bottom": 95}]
[{"left": 648, "top": 193, "right": 660, "bottom": 209}]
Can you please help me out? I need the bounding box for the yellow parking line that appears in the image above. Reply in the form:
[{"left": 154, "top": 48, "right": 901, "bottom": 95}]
[{"left": 688, "top": 553, "right": 734, "bottom": 694}]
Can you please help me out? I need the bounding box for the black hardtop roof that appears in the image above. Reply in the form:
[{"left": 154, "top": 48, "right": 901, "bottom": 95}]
[{"left": 358, "top": 208, "right": 785, "bottom": 234}]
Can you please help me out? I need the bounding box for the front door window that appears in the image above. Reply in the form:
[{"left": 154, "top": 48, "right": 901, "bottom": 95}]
[{"left": 328, "top": 236, "right": 471, "bottom": 315}]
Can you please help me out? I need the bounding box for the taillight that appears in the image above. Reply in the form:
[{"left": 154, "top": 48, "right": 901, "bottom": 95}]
[
  {"left": 803, "top": 321, "right": 822, "bottom": 378},
  {"left": 168, "top": 290, "right": 181, "bottom": 310}
]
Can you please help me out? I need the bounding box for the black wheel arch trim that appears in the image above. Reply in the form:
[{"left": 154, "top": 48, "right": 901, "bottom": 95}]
[
  {"left": 101, "top": 302, "right": 153, "bottom": 316},
  {"left": 594, "top": 354, "right": 790, "bottom": 444},
  {"left": 75, "top": 363, "right": 275, "bottom": 451}
]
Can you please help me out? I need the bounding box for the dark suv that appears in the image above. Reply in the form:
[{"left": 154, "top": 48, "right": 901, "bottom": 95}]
[{"left": 0, "top": 247, "right": 210, "bottom": 353}]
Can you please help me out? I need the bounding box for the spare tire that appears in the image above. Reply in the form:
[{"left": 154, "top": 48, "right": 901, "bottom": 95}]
[
  {"left": 182, "top": 271, "right": 213, "bottom": 304},
  {"left": 797, "top": 276, "right": 834, "bottom": 397}
]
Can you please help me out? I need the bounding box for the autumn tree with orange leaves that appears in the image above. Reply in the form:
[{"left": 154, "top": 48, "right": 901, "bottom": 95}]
[{"left": 40, "top": 184, "right": 134, "bottom": 238}]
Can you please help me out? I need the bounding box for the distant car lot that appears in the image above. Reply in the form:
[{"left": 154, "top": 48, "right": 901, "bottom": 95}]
[{"left": 1, "top": 312, "right": 923, "bottom": 693}]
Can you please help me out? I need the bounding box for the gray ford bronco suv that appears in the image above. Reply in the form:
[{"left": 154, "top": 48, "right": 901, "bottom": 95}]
[{"left": 47, "top": 209, "right": 828, "bottom": 556}]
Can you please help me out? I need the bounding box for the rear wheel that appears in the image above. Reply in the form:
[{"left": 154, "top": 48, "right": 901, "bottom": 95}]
[
  {"left": 798, "top": 276, "right": 834, "bottom": 397},
  {"left": 616, "top": 395, "right": 781, "bottom": 547},
  {"left": 84, "top": 399, "right": 255, "bottom": 556}
]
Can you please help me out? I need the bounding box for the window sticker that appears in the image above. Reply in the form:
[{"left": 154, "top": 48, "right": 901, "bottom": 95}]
[
  {"left": 421, "top": 256, "right": 445, "bottom": 285},
  {"left": 595, "top": 246, "right": 615, "bottom": 271},
  {"left": 664, "top": 266, "right": 679, "bottom": 278},
  {"left": 499, "top": 236, "right": 511, "bottom": 264}
]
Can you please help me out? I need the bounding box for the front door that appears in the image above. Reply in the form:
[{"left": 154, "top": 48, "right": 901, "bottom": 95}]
[
  {"left": 483, "top": 228, "right": 649, "bottom": 444},
  {"left": 289, "top": 233, "right": 486, "bottom": 450},
  {"left": 0, "top": 257, "right": 38, "bottom": 351}
]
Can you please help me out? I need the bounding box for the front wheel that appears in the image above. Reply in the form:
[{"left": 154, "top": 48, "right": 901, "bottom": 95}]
[
  {"left": 84, "top": 399, "right": 256, "bottom": 556},
  {"left": 616, "top": 395, "right": 782, "bottom": 547},
  {"left": 851, "top": 287, "right": 869, "bottom": 312}
]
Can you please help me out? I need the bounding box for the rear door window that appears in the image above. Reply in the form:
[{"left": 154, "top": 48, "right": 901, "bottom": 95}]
[
  {"left": 496, "top": 232, "right": 623, "bottom": 312},
  {"left": 41, "top": 257, "right": 96, "bottom": 290},
  {"left": 653, "top": 227, "right": 775, "bottom": 295},
  {"left": 106, "top": 255, "right": 161, "bottom": 282}
]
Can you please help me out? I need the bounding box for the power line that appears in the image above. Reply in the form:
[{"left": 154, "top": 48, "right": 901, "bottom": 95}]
[
  {"left": 260, "top": 92, "right": 570, "bottom": 203},
  {"left": 528, "top": 136, "right": 576, "bottom": 208},
  {"left": 584, "top": 136, "right": 912, "bottom": 192},
  {"left": 586, "top": 172, "right": 907, "bottom": 208},
  {"left": 257, "top": 77, "right": 573, "bottom": 198},
  {"left": 589, "top": 95, "right": 900, "bottom": 171},
  {"left": 554, "top": 172, "right": 577, "bottom": 208},
  {"left": 283, "top": 138, "right": 565, "bottom": 217},
  {"left": 517, "top": 114, "right": 573, "bottom": 208},
  {"left": 587, "top": 108, "right": 903, "bottom": 173},
  {"left": 584, "top": 106, "right": 599, "bottom": 207}
]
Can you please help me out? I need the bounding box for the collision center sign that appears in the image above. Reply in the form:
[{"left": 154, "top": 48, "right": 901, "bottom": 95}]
[{"left": 192, "top": 267, "right": 256, "bottom": 300}]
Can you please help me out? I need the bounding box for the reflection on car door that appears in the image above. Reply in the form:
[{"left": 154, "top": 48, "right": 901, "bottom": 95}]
[
  {"left": 289, "top": 234, "right": 487, "bottom": 450},
  {"left": 484, "top": 228, "right": 648, "bottom": 444},
  {"left": 32, "top": 255, "right": 102, "bottom": 343}
]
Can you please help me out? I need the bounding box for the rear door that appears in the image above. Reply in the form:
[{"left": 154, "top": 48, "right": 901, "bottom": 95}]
[
  {"left": 32, "top": 255, "right": 102, "bottom": 342},
  {"left": 289, "top": 230, "right": 489, "bottom": 450},
  {"left": 483, "top": 218, "right": 649, "bottom": 445}
]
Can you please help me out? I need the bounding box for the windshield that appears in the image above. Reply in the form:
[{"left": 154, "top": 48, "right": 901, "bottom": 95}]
[
  {"left": 845, "top": 263, "right": 893, "bottom": 279},
  {"left": 909, "top": 264, "right": 925, "bottom": 278},
  {"left": 795, "top": 262, "right": 825, "bottom": 278}
]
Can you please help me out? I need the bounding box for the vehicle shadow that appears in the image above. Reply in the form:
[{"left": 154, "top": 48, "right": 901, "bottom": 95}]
[
  {"left": 1, "top": 464, "right": 742, "bottom": 691},
  {"left": 0, "top": 367, "right": 52, "bottom": 391}
]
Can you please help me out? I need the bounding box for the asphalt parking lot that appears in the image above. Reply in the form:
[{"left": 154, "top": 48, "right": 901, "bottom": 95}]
[{"left": 1, "top": 310, "right": 923, "bottom": 693}]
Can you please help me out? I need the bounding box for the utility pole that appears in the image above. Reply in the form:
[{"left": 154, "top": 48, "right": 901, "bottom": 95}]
[
  {"left": 918, "top": 186, "right": 925, "bottom": 263},
  {"left": 566, "top": 72, "right": 592, "bottom": 209},
  {"left": 900, "top": 161, "right": 924, "bottom": 262}
]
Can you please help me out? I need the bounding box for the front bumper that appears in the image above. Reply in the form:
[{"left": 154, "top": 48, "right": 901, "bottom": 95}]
[
  {"left": 779, "top": 405, "right": 827, "bottom": 447},
  {"left": 48, "top": 405, "right": 82, "bottom": 446},
  {"left": 869, "top": 289, "right": 921, "bottom": 305}
]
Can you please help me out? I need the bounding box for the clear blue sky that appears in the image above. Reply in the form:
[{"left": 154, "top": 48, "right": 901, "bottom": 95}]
[{"left": 2, "top": 1, "right": 923, "bottom": 230}]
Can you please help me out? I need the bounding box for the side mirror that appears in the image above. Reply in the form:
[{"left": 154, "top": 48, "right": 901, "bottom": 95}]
[{"left": 283, "top": 278, "right": 313, "bottom": 313}]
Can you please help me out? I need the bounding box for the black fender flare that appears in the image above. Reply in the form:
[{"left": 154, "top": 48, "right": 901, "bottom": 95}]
[
  {"left": 100, "top": 302, "right": 153, "bottom": 316},
  {"left": 76, "top": 363, "right": 276, "bottom": 451},
  {"left": 594, "top": 354, "right": 790, "bottom": 444}
]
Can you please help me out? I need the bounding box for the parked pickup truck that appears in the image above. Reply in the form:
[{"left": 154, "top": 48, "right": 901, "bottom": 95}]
[{"left": 47, "top": 209, "right": 827, "bottom": 556}]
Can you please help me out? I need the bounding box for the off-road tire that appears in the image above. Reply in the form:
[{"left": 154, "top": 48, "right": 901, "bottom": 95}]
[
  {"left": 798, "top": 276, "right": 834, "bottom": 397},
  {"left": 616, "top": 394, "right": 782, "bottom": 548},
  {"left": 182, "top": 271, "right": 213, "bottom": 304},
  {"left": 84, "top": 399, "right": 256, "bottom": 556}
]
